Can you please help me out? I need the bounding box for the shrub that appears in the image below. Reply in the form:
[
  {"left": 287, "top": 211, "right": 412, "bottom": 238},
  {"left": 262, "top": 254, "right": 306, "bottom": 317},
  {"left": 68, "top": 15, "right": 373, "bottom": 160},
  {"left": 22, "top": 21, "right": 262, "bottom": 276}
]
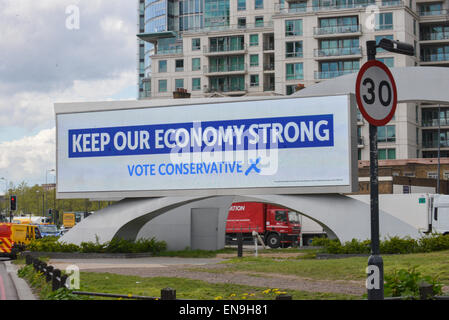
[
  {"left": 27, "top": 237, "right": 166, "bottom": 254},
  {"left": 418, "top": 233, "right": 449, "bottom": 252},
  {"left": 312, "top": 234, "right": 449, "bottom": 255},
  {"left": 380, "top": 236, "right": 419, "bottom": 254},
  {"left": 384, "top": 267, "right": 443, "bottom": 298}
]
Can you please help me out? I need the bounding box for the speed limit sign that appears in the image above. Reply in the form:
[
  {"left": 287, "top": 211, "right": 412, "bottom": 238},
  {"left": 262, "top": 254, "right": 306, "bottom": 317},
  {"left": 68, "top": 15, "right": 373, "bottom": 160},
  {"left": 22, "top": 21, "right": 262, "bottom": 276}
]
[{"left": 355, "top": 60, "right": 397, "bottom": 126}]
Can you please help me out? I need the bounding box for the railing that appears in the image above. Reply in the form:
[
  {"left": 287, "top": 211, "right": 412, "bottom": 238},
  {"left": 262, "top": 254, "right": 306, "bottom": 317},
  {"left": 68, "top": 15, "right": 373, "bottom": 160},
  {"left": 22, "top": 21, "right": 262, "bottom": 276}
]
[
  {"left": 314, "top": 24, "right": 361, "bottom": 36},
  {"left": 264, "top": 42, "right": 275, "bottom": 51},
  {"left": 418, "top": 9, "right": 448, "bottom": 17},
  {"left": 358, "top": 136, "right": 365, "bottom": 146},
  {"left": 154, "top": 46, "right": 183, "bottom": 55},
  {"left": 314, "top": 46, "right": 362, "bottom": 57},
  {"left": 206, "top": 84, "right": 248, "bottom": 93},
  {"left": 420, "top": 32, "right": 449, "bottom": 41},
  {"left": 185, "top": 21, "right": 273, "bottom": 34},
  {"left": 203, "top": 43, "right": 247, "bottom": 54},
  {"left": 263, "top": 63, "right": 275, "bottom": 71},
  {"left": 274, "top": 0, "right": 405, "bottom": 14},
  {"left": 286, "top": 51, "right": 304, "bottom": 58},
  {"left": 422, "top": 140, "right": 449, "bottom": 148},
  {"left": 204, "top": 64, "right": 247, "bottom": 74},
  {"left": 264, "top": 84, "right": 275, "bottom": 91},
  {"left": 25, "top": 255, "right": 68, "bottom": 292},
  {"left": 422, "top": 119, "right": 449, "bottom": 127},
  {"left": 421, "top": 53, "right": 449, "bottom": 62},
  {"left": 314, "top": 69, "right": 358, "bottom": 79}
]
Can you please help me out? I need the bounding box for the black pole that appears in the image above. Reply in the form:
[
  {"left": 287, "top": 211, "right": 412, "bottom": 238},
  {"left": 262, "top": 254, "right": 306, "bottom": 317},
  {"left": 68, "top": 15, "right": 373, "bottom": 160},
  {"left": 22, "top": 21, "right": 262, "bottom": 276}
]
[{"left": 366, "top": 40, "right": 384, "bottom": 300}]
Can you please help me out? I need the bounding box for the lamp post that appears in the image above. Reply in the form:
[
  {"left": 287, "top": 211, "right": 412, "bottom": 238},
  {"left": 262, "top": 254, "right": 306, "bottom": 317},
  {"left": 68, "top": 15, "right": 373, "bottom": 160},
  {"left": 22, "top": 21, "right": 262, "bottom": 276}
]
[
  {"left": 0, "top": 177, "right": 7, "bottom": 219},
  {"left": 45, "top": 169, "right": 55, "bottom": 217},
  {"left": 364, "top": 38, "right": 414, "bottom": 300}
]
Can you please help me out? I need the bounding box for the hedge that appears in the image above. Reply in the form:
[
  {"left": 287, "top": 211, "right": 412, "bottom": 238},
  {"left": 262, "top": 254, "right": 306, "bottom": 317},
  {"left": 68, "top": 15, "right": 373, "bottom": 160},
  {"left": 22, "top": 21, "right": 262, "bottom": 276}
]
[
  {"left": 27, "top": 236, "right": 167, "bottom": 255},
  {"left": 311, "top": 233, "right": 449, "bottom": 254}
]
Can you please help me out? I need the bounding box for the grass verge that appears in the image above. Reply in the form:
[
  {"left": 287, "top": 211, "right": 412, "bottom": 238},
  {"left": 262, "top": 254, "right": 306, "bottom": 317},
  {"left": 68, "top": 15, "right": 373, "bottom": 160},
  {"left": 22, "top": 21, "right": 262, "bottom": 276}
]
[{"left": 216, "top": 250, "right": 449, "bottom": 285}]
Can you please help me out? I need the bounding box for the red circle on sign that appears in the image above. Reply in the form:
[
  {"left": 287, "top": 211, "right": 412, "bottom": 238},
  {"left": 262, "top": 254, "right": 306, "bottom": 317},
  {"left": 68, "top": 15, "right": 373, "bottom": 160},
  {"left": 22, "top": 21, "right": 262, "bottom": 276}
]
[{"left": 355, "top": 60, "right": 397, "bottom": 127}]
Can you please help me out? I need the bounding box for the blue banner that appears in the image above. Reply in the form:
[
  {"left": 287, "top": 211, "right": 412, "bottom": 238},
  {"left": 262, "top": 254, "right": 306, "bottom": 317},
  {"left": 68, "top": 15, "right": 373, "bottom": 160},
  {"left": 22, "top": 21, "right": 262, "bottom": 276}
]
[{"left": 68, "top": 114, "right": 334, "bottom": 158}]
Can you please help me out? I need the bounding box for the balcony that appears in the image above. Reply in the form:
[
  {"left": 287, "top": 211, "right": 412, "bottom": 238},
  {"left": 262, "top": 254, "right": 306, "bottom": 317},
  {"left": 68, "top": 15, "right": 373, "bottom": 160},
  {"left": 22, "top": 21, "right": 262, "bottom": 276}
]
[
  {"left": 420, "top": 52, "right": 449, "bottom": 64},
  {"left": 184, "top": 21, "right": 274, "bottom": 35},
  {"left": 153, "top": 46, "right": 183, "bottom": 56},
  {"left": 314, "top": 47, "right": 362, "bottom": 59},
  {"left": 314, "top": 69, "right": 358, "bottom": 80},
  {"left": 422, "top": 140, "right": 449, "bottom": 149},
  {"left": 203, "top": 64, "right": 247, "bottom": 75},
  {"left": 420, "top": 32, "right": 449, "bottom": 42},
  {"left": 358, "top": 136, "right": 365, "bottom": 148},
  {"left": 419, "top": 9, "right": 448, "bottom": 17},
  {"left": 203, "top": 44, "right": 247, "bottom": 56},
  {"left": 286, "top": 50, "right": 304, "bottom": 58},
  {"left": 263, "top": 63, "right": 275, "bottom": 72},
  {"left": 313, "top": 24, "right": 361, "bottom": 37},
  {"left": 422, "top": 118, "right": 449, "bottom": 127}
]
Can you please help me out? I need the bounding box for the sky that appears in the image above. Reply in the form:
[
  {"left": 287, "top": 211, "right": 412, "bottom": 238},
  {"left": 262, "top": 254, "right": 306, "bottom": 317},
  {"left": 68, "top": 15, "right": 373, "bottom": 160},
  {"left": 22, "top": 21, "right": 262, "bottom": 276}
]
[{"left": 0, "top": 0, "right": 138, "bottom": 189}]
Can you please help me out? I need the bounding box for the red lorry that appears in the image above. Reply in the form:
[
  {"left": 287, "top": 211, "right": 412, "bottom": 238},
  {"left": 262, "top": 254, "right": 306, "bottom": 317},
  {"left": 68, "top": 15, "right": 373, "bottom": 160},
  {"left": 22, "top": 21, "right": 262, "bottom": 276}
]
[{"left": 225, "top": 202, "right": 301, "bottom": 248}]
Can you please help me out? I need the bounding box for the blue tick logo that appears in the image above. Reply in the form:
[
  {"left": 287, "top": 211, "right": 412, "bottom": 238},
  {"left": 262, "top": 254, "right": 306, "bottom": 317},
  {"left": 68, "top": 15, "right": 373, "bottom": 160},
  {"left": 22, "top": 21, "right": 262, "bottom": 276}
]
[{"left": 245, "top": 158, "right": 262, "bottom": 176}]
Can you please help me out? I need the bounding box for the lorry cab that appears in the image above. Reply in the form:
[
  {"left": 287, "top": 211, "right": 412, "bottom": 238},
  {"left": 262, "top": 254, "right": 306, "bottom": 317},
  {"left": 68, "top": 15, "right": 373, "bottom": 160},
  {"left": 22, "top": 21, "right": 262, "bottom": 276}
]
[
  {"left": 265, "top": 206, "right": 301, "bottom": 248},
  {"left": 431, "top": 194, "right": 449, "bottom": 235}
]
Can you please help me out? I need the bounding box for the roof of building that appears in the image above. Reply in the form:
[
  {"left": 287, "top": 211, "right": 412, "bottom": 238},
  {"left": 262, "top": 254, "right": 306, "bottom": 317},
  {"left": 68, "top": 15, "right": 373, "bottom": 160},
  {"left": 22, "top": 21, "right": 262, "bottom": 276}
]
[{"left": 294, "top": 67, "right": 449, "bottom": 105}]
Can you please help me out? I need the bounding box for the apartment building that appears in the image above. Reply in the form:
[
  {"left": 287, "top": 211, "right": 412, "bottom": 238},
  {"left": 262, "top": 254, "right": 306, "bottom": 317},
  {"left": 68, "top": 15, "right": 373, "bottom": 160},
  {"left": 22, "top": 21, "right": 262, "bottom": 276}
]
[{"left": 137, "top": 0, "right": 449, "bottom": 161}]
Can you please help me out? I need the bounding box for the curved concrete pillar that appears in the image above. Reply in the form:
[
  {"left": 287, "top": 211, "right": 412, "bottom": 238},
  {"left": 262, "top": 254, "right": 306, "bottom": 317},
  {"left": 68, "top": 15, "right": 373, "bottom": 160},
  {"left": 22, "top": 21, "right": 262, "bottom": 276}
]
[
  {"left": 60, "top": 193, "right": 422, "bottom": 246},
  {"left": 59, "top": 196, "right": 210, "bottom": 245}
]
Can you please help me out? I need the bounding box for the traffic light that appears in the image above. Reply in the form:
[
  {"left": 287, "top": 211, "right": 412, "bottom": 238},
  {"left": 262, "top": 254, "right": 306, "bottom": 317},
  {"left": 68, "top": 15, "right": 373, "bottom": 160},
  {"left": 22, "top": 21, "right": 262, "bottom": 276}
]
[{"left": 10, "top": 195, "right": 17, "bottom": 211}]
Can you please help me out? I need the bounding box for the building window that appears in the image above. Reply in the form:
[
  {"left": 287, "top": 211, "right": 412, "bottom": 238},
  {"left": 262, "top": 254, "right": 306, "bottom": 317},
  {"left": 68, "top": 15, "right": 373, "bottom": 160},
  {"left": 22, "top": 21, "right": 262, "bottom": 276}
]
[
  {"left": 175, "top": 59, "right": 184, "bottom": 72},
  {"left": 250, "top": 75, "right": 259, "bottom": 87},
  {"left": 427, "top": 172, "right": 438, "bottom": 179},
  {"left": 419, "top": 3, "right": 443, "bottom": 16},
  {"left": 318, "top": 60, "right": 359, "bottom": 79},
  {"left": 192, "top": 78, "right": 201, "bottom": 91},
  {"left": 376, "top": 12, "right": 393, "bottom": 30},
  {"left": 375, "top": 35, "right": 393, "bottom": 53},
  {"left": 255, "top": 0, "right": 263, "bottom": 9},
  {"left": 286, "top": 41, "right": 303, "bottom": 58},
  {"left": 238, "top": 17, "right": 246, "bottom": 28},
  {"left": 192, "top": 58, "right": 201, "bottom": 71},
  {"left": 249, "top": 34, "right": 259, "bottom": 46},
  {"left": 377, "top": 125, "right": 396, "bottom": 143},
  {"left": 286, "top": 63, "right": 303, "bottom": 80},
  {"left": 158, "top": 79, "right": 167, "bottom": 92},
  {"left": 377, "top": 57, "right": 394, "bottom": 67},
  {"left": 159, "top": 60, "right": 167, "bottom": 73},
  {"left": 237, "top": 0, "right": 246, "bottom": 11},
  {"left": 250, "top": 54, "right": 259, "bottom": 67},
  {"left": 255, "top": 16, "right": 264, "bottom": 27},
  {"left": 285, "top": 19, "right": 303, "bottom": 36},
  {"left": 175, "top": 79, "right": 184, "bottom": 89},
  {"left": 286, "top": 85, "right": 297, "bottom": 95},
  {"left": 192, "top": 38, "right": 201, "bottom": 51},
  {"left": 379, "top": 148, "right": 396, "bottom": 160}
]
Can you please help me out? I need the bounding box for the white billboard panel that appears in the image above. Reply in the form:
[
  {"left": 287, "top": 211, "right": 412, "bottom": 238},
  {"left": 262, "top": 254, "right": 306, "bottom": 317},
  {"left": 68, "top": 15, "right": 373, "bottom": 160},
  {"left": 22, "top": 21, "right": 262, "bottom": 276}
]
[{"left": 55, "top": 95, "right": 357, "bottom": 198}]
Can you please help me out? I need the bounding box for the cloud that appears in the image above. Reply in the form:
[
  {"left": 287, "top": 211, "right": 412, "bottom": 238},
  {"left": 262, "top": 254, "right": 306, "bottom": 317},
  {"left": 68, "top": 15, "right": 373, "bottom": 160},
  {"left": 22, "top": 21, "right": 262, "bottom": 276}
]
[
  {"left": 0, "top": 128, "right": 56, "bottom": 186},
  {"left": 0, "top": 0, "right": 138, "bottom": 184}
]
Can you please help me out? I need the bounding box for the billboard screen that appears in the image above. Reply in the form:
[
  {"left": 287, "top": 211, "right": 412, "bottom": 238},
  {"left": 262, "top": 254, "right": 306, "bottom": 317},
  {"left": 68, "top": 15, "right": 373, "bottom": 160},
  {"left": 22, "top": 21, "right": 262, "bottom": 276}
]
[{"left": 56, "top": 95, "right": 357, "bottom": 198}]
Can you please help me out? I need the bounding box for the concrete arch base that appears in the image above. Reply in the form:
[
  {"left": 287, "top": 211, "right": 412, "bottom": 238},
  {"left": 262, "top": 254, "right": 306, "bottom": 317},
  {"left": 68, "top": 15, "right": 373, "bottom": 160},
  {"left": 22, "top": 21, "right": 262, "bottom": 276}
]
[{"left": 59, "top": 194, "right": 421, "bottom": 250}]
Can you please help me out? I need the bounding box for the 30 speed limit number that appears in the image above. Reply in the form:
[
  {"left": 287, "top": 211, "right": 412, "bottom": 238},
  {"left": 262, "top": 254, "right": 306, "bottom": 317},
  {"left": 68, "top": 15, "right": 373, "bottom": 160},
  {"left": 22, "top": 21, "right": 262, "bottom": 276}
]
[{"left": 355, "top": 60, "right": 397, "bottom": 126}]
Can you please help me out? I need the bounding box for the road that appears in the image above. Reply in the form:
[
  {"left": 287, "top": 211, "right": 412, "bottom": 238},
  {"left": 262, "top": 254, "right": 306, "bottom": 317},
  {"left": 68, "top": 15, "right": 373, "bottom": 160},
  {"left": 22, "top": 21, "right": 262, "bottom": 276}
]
[{"left": 0, "top": 258, "right": 19, "bottom": 300}]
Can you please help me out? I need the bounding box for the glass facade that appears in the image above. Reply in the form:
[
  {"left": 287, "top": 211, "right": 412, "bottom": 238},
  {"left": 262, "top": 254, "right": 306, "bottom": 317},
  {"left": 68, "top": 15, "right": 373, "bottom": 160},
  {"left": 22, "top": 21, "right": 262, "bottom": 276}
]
[
  {"left": 204, "top": 0, "right": 230, "bottom": 28},
  {"left": 286, "top": 63, "right": 304, "bottom": 80},
  {"left": 285, "top": 19, "right": 303, "bottom": 36},
  {"left": 317, "top": 60, "right": 359, "bottom": 79},
  {"left": 421, "top": 45, "right": 449, "bottom": 62},
  {"left": 209, "top": 36, "right": 244, "bottom": 52},
  {"left": 209, "top": 76, "right": 245, "bottom": 92},
  {"left": 286, "top": 41, "right": 303, "bottom": 58},
  {"left": 209, "top": 56, "right": 244, "bottom": 72},
  {"left": 420, "top": 24, "right": 449, "bottom": 41}
]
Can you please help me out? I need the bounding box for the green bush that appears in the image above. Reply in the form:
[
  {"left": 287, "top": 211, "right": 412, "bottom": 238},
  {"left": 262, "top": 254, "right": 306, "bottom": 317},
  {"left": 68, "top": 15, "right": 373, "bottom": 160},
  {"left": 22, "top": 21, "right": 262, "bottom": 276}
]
[
  {"left": 418, "top": 233, "right": 449, "bottom": 252},
  {"left": 312, "top": 234, "right": 449, "bottom": 255},
  {"left": 384, "top": 267, "right": 443, "bottom": 298},
  {"left": 27, "top": 237, "right": 166, "bottom": 255}
]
